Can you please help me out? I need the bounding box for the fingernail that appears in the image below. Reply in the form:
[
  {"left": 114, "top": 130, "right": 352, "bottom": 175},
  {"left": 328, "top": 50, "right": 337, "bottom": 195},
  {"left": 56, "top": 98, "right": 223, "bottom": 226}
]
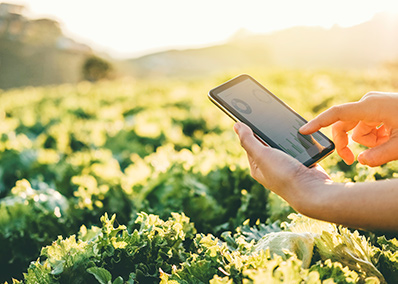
[
  {"left": 233, "top": 122, "right": 241, "bottom": 134},
  {"left": 299, "top": 124, "right": 308, "bottom": 131},
  {"left": 357, "top": 153, "right": 366, "bottom": 165}
]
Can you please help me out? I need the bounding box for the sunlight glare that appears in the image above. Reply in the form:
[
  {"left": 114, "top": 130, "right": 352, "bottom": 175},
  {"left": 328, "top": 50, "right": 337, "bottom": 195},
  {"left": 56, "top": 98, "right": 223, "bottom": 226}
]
[{"left": 4, "top": 0, "right": 398, "bottom": 58}]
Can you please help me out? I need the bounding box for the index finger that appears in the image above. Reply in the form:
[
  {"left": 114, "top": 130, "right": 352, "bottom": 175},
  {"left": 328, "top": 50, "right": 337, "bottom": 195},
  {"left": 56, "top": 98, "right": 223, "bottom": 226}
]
[{"left": 299, "top": 102, "right": 363, "bottom": 134}]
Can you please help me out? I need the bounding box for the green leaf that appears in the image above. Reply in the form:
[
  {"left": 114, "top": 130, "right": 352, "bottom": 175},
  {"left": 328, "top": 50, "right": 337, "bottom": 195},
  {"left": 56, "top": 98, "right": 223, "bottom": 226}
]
[
  {"left": 112, "top": 276, "right": 124, "bottom": 284},
  {"left": 87, "top": 267, "right": 112, "bottom": 284},
  {"left": 50, "top": 259, "right": 65, "bottom": 275}
]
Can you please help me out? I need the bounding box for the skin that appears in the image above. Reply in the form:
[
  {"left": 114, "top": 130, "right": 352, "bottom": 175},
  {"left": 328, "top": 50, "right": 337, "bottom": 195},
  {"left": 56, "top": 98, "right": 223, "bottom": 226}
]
[{"left": 234, "top": 92, "right": 398, "bottom": 231}]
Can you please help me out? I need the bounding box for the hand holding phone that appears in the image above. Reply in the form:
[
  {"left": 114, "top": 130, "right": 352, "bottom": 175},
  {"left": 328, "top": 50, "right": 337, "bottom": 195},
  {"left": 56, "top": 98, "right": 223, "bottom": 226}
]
[{"left": 208, "top": 74, "right": 334, "bottom": 167}]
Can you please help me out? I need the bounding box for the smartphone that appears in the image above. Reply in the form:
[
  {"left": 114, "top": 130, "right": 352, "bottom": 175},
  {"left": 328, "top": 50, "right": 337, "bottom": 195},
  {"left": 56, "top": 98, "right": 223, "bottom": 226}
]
[{"left": 208, "top": 74, "right": 335, "bottom": 167}]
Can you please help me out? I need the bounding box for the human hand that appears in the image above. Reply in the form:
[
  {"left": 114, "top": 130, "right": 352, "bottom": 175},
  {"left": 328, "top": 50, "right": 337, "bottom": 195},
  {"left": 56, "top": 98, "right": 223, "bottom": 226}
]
[
  {"left": 300, "top": 92, "right": 398, "bottom": 167},
  {"left": 233, "top": 122, "right": 331, "bottom": 207},
  {"left": 235, "top": 121, "right": 398, "bottom": 231}
]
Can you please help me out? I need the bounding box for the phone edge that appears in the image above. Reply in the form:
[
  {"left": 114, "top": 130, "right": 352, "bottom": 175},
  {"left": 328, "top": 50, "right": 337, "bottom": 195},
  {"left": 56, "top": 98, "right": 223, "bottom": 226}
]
[{"left": 208, "top": 75, "right": 335, "bottom": 167}]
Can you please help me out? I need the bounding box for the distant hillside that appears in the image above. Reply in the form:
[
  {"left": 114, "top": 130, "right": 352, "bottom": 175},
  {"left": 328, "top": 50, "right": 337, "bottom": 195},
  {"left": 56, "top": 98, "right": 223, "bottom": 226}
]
[
  {"left": 2, "top": 5, "right": 398, "bottom": 88},
  {"left": 0, "top": 3, "right": 92, "bottom": 89},
  {"left": 118, "top": 41, "right": 273, "bottom": 78},
  {"left": 121, "top": 13, "right": 398, "bottom": 78}
]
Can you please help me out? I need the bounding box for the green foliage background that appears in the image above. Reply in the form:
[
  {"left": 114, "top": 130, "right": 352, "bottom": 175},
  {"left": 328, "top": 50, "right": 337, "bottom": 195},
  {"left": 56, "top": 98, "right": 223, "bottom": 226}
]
[{"left": 1, "top": 69, "right": 398, "bottom": 283}]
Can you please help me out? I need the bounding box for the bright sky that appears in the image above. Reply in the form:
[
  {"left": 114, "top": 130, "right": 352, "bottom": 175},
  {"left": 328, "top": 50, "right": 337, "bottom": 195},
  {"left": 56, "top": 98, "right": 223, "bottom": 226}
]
[{"left": 4, "top": 0, "right": 398, "bottom": 58}]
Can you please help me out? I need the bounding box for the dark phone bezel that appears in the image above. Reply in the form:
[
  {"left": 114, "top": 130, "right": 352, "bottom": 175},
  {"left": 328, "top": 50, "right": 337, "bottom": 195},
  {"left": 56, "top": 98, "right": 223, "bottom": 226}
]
[{"left": 208, "top": 74, "right": 335, "bottom": 167}]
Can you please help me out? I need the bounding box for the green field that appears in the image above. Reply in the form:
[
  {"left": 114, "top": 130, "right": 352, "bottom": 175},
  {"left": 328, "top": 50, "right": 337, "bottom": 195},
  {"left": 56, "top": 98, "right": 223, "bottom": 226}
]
[{"left": 1, "top": 69, "right": 398, "bottom": 283}]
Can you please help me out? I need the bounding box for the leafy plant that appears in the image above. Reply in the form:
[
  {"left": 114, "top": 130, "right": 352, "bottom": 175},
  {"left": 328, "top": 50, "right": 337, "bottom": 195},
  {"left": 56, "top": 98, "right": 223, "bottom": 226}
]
[
  {"left": 1, "top": 70, "right": 398, "bottom": 283},
  {"left": 22, "top": 212, "right": 196, "bottom": 283},
  {"left": 0, "top": 180, "right": 71, "bottom": 281}
]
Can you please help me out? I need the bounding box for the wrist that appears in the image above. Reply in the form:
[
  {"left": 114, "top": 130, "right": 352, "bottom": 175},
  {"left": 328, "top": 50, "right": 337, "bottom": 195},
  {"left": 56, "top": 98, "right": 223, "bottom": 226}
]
[{"left": 286, "top": 170, "right": 336, "bottom": 219}]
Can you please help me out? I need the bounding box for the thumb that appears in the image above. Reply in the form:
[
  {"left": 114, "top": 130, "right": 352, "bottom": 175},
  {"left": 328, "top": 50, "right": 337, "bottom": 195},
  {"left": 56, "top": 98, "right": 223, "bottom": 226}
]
[
  {"left": 358, "top": 137, "right": 398, "bottom": 167},
  {"left": 233, "top": 122, "right": 267, "bottom": 157}
]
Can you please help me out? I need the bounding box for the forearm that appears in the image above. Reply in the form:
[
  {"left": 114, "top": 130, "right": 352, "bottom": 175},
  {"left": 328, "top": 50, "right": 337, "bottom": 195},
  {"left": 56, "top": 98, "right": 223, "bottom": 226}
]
[{"left": 288, "top": 178, "right": 398, "bottom": 232}]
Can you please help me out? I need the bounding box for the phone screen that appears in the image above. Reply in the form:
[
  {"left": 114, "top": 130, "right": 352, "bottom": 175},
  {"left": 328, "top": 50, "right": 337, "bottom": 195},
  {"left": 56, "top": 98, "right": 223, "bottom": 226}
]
[{"left": 209, "top": 74, "right": 334, "bottom": 167}]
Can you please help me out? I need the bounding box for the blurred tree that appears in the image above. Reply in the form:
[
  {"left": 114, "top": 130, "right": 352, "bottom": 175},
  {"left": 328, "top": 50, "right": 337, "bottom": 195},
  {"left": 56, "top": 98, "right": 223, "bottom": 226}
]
[
  {"left": 82, "top": 56, "right": 113, "bottom": 82},
  {"left": 24, "top": 18, "right": 62, "bottom": 45},
  {"left": 0, "top": 4, "right": 92, "bottom": 89}
]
